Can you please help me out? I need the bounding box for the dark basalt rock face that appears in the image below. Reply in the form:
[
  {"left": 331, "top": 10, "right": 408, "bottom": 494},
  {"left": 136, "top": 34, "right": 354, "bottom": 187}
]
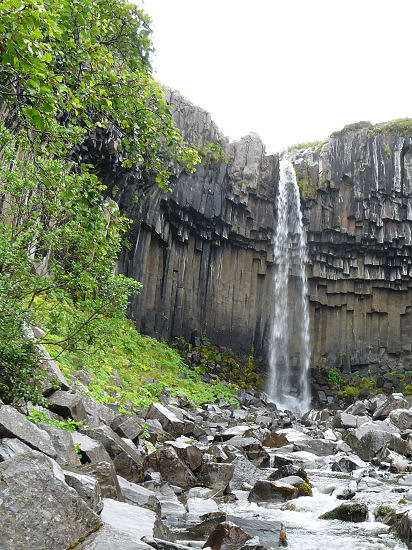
[
  {"left": 290, "top": 123, "right": 412, "bottom": 381},
  {"left": 111, "top": 90, "right": 279, "bottom": 355},
  {"left": 89, "top": 91, "right": 412, "bottom": 383}
]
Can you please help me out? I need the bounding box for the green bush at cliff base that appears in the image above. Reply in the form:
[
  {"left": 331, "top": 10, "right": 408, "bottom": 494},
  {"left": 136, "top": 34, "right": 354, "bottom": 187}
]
[
  {"left": 38, "top": 295, "right": 239, "bottom": 409},
  {"left": 173, "top": 337, "right": 264, "bottom": 391}
]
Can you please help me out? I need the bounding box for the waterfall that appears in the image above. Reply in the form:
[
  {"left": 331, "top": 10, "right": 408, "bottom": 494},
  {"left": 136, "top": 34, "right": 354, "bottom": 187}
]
[{"left": 267, "top": 159, "right": 311, "bottom": 415}]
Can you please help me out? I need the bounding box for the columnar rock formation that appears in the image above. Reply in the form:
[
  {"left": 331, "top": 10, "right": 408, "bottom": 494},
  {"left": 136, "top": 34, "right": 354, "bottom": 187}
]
[{"left": 103, "top": 93, "right": 412, "bottom": 379}]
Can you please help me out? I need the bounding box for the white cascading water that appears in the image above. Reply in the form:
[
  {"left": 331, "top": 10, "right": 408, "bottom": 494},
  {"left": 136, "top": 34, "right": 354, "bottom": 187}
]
[{"left": 267, "top": 159, "right": 311, "bottom": 415}]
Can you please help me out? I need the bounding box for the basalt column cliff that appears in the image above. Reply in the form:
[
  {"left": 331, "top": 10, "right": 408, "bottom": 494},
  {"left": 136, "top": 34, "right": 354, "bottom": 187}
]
[{"left": 105, "top": 94, "right": 412, "bottom": 377}]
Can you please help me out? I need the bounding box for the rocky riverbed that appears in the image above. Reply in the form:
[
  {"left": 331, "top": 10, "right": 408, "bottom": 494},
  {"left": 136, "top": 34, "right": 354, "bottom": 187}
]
[{"left": 1, "top": 365, "right": 412, "bottom": 549}]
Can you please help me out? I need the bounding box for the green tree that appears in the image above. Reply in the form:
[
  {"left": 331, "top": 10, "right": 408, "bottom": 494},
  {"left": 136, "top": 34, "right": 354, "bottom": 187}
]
[{"left": 0, "top": 0, "right": 200, "bottom": 403}]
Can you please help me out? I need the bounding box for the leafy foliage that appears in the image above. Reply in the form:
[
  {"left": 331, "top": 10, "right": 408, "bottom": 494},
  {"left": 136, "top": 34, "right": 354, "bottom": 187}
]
[
  {"left": 0, "top": 0, "right": 200, "bottom": 403},
  {"left": 39, "top": 295, "right": 239, "bottom": 408},
  {"left": 27, "top": 408, "right": 83, "bottom": 432}
]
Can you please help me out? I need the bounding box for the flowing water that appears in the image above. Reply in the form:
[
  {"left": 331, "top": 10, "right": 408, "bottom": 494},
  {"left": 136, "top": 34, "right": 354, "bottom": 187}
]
[
  {"left": 267, "top": 159, "right": 311, "bottom": 415},
  {"left": 222, "top": 466, "right": 408, "bottom": 550}
]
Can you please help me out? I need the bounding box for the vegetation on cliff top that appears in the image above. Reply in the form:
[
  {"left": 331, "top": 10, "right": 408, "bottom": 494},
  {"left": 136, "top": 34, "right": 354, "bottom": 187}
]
[{"left": 0, "top": 0, "right": 200, "bottom": 404}]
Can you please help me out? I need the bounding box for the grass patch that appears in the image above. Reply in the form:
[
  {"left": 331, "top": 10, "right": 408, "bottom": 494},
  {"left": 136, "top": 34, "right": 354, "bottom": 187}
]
[
  {"left": 287, "top": 140, "right": 324, "bottom": 151},
  {"left": 35, "top": 295, "right": 239, "bottom": 410}
]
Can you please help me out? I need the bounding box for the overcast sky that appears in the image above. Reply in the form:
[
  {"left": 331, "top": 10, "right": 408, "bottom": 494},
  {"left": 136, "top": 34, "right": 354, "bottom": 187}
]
[{"left": 141, "top": 0, "right": 412, "bottom": 153}]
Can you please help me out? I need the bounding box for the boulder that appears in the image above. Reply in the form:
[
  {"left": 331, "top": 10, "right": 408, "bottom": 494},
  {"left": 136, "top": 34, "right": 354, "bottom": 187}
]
[
  {"left": 48, "top": 390, "right": 88, "bottom": 422},
  {"left": 224, "top": 436, "right": 269, "bottom": 465},
  {"left": 229, "top": 455, "right": 267, "bottom": 491},
  {"left": 81, "top": 394, "right": 117, "bottom": 426},
  {"left": 71, "top": 431, "right": 112, "bottom": 463},
  {"left": 268, "top": 464, "right": 308, "bottom": 482},
  {"left": 79, "top": 524, "right": 153, "bottom": 550},
  {"left": 38, "top": 422, "right": 81, "bottom": 466},
  {"left": 100, "top": 498, "right": 168, "bottom": 542},
  {"left": 343, "top": 423, "right": 394, "bottom": 461},
  {"left": 142, "top": 539, "right": 195, "bottom": 550},
  {"left": 197, "top": 462, "right": 234, "bottom": 492},
  {"left": 319, "top": 502, "right": 368, "bottom": 522},
  {"left": 373, "top": 393, "right": 409, "bottom": 420},
  {"left": 0, "top": 451, "right": 101, "bottom": 550},
  {"left": 81, "top": 425, "right": 144, "bottom": 483},
  {"left": 389, "top": 409, "right": 412, "bottom": 431},
  {"left": 205, "top": 521, "right": 251, "bottom": 550},
  {"left": 248, "top": 479, "right": 305, "bottom": 503},
  {"left": 262, "top": 428, "right": 308, "bottom": 448},
  {"left": 0, "top": 437, "right": 32, "bottom": 461},
  {"left": 118, "top": 475, "right": 160, "bottom": 513},
  {"left": 331, "top": 453, "right": 366, "bottom": 473},
  {"left": 145, "top": 447, "right": 196, "bottom": 489},
  {"left": 112, "top": 415, "right": 144, "bottom": 443},
  {"left": 392, "top": 506, "right": 412, "bottom": 549},
  {"left": 81, "top": 460, "right": 124, "bottom": 500},
  {"left": 63, "top": 469, "right": 103, "bottom": 513},
  {"left": 294, "top": 438, "right": 337, "bottom": 457},
  {"left": 164, "top": 436, "right": 203, "bottom": 471},
  {"left": 0, "top": 405, "right": 56, "bottom": 457},
  {"left": 226, "top": 516, "right": 285, "bottom": 550},
  {"left": 214, "top": 425, "right": 251, "bottom": 441},
  {"left": 186, "top": 497, "right": 219, "bottom": 518},
  {"left": 146, "top": 403, "right": 186, "bottom": 437}
]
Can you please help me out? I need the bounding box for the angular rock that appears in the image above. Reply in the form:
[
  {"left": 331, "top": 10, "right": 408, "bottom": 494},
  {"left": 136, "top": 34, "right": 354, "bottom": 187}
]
[
  {"left": 81, "top": 394, "right": 117, "bottom": 426},
  {"left": 142, "top": 538, "right": 194, "bottom": 550},
  {"left": 0, "top": 437, "right": 32, "bottom": 461},
  {"left": 389, "top": 409, "right": 412, "bottom": 431},
  {"left": 262, "top": 428, "right": 308, "bottom": 448},
  {"left": 186, "top": 497, "right": 219, "bottom": 518},
  {"left": 268, "top": 464, "right": 308, "bottom": 482},
  {"left": 72, "top": 431, "right": 112, "bottom": 463},
  {"left": 81, "top": 425, "right": 144, "bottom": 483},
  {"left": 38, "top": 422, "right": 81, "bottom": 466},
  {"left": 48, "top": 390, "right": 88, "bottom": 422},
  {"left": 197, "top": 462, "right": 234, "bottom": 492},
  {"left": 145, "top": 447, "right": 196, "bottom": 489},
  {"left": 0, "top": 405, "right": 56, "bottom": 457},
  {"left": 373, "top": 393, "right": 409, "bottom": 420},
  {"left": 146, "top": 403, "right": 186, "bottom": 437},
  {"left": 0, "top": 451, "right": 101, "bottom": 550},
  {"left": 112, "top": 415, "right": 144, "bottom": 443},
  {"left": 100, "top": 498, "right": 168, "bottom": 542},
  {"left": 226, "top": 516, "right": 284, "bottom": 550},
  {"left": 392, "top": 506, "right": 412, "bottom": 549},
  {"left": 81, "top": 460, "right": 124, "bottom": 501},
  {"left": 331, "top": 453, "right": 367, "bottom": 473},
  {"left": 294, "top": 437, "right": 337, "bottom": 457},
  {"left": 205, "top": 521, "right": 251, "bottom": 550},
  {"left": 164, "top": 436, "right": 203, "bottom": 471},
  {"left": 63, "top": 469, "right": 103, "bottom": 513},
  {"left": 118, "top": 475, "right": 160, "bottom": 513},
  {"left": 229, "top": 455, "right": 267, "bottom": 491},
  {"left": 248, "top": 479, "right": 302, "bottom": 503},
  {"left": 79, "top": 524, "right": 153, "bottom": 550}
]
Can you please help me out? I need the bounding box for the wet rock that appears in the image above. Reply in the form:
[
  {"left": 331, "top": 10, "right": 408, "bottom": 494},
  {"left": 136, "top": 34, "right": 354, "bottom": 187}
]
[
  {"left": 248, "top": 479, "right": 304, "bottom": 503},
  {"left": 344, "top": 401, "right": 369, "bottom": 416},
  {"left": 331, "top": 453, "right": 366, "bottom": 473},
  {"left": 226, "top": 516, "right": 284, "bottom": 550},
  {"left": 343, "top": 423, "right": 393, "bottom": 461},
  {"left": 215, "top": 425, "right": 251, "bottom": 441},
  {"left": 143, "top": 538, "right": 194, "bottom": 550},
  {"left": 48, "top": 390, "right": 88, "bottom": 422},
  {"left": 319, "top": 502, "right": 368, "bottom": 522},
  {"left": 187, "top": 497, "right": 219, "bottom": 518},
  {"left": 392, "top": 506, "right": 412, "bottom": 548},
  {"left": 294, "top": 437, "right": 337, "bottom": 457},
  {"left": 205, "top": 521, "right": 251, "bottom": 550},
  {"left": 197, "top": 462, "right": 234, "bottom": 492},
  {"left": 63, "top": 469, "right": 103, "bottom": 513},
  {"left": 224, "top": 436, "right": 270, "bottom": 465},
  {"left": 268, "top": 464, "right": 308, "bottom": 482},
  {"left": 0, "top": 451, "right": 101, "bottom": 550},
  {"left": 0, "top": 405, "right": 56, "bottom": 457}
]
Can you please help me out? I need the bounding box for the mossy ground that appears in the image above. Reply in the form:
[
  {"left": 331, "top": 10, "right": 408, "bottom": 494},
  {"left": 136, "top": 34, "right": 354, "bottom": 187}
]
[{"left": 34, "top": 295, "right": 263, "bottom": 410}]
